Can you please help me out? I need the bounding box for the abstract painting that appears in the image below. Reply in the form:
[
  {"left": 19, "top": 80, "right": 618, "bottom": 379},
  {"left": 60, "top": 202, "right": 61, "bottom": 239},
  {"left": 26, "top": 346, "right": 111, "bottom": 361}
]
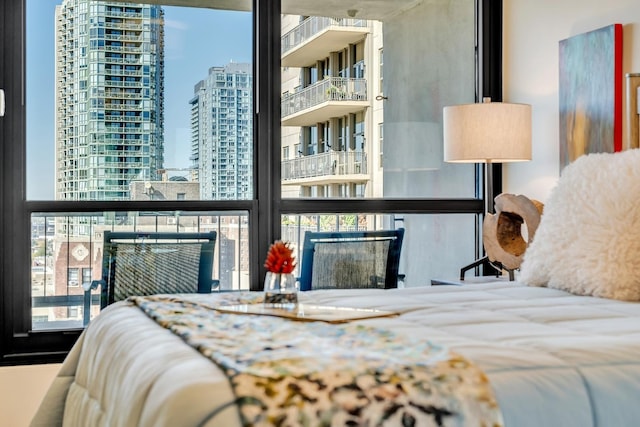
[{"left": 559, "top": 24, "right": 623, "bottom": 170}]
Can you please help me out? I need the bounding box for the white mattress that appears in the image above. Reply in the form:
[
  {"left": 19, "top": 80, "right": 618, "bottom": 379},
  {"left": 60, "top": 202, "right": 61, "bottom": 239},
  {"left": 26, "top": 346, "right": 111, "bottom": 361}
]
[{"left": 31, "top": 281, "right": 640, "bottom": 427}]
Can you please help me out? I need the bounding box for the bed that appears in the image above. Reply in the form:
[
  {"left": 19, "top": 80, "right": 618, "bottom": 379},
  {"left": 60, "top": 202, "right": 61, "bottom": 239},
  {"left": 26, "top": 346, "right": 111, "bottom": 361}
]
[
  {"left": 30, "top": 281, "right": 640, "bottom": 427},
  {"left": 32, "top": 149, "right": 640, "bottom": 426}
]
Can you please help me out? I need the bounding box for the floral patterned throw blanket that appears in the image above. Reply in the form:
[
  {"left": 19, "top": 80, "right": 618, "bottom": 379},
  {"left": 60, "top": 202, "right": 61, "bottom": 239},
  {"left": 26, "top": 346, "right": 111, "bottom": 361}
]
[{"left": 129, "top": 293, "right": 503, "bottom": 427}]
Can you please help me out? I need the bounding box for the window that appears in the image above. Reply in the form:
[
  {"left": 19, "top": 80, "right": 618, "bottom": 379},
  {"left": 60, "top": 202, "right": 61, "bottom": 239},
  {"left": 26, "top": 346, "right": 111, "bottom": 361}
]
[
  {"left": 1, "top": 0, "right": 502, "bottom": 364},
  {"left": 67, "top": 268, "right": 79, "bottom": 287},
  {"left": 26, "top": 1, "right": 253, "bottom": 326},
  {"left": 82, "top": 268, "right": 92, "bottom": 288},
  {"left": 279, "top": 3, "right": 491, "bottom": 284}
]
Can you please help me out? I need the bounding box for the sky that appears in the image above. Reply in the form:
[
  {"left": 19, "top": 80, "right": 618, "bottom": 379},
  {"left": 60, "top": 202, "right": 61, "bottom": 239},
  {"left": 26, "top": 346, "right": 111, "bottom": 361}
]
[{"left": 26, "top": 1, "right": 252, "bottom": 200}]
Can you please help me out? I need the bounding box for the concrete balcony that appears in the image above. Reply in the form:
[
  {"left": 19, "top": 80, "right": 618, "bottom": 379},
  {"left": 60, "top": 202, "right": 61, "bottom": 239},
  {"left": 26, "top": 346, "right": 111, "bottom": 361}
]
[
  {"left": 105, "top": 90, "right": 143, "bottom": 99},
  {"left": 105, "top": 68, "right": 143, "bottom": 77},
  {"left": 104, "top": 10, "right": 143, "bottom": 19},
  {"left": 104, "top": 46, "right": 142, "bottom": 53},
  {"left": 105, "top": 22, "right": 143, "bottom": 31},
  {"left": 104, "top": 80, "right": 142, "bottom": 88},
  {"left": 104, "top": 115, "right": 143, "bottom": 122},
  {"left": 282, "top": 151, "right": 368, "bottom": 185},
  {"left": 281, "top": 77, "right": 368, "bottom": 127},
  {"left": 105, "top": 103, "right": 142, "bottom": 110},
  {"left": 282, "top": 17, "right": 369, "bottom": 67}
]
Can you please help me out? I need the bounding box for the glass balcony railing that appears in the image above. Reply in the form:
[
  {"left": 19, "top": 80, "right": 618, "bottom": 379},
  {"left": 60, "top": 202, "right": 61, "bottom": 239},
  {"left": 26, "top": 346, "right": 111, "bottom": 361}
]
[
  {"left": 282, "top": 151, "right": 367, "bottom": 182},
  {"left": 281, "top": 77, "right": 367, "bottom": 119}
]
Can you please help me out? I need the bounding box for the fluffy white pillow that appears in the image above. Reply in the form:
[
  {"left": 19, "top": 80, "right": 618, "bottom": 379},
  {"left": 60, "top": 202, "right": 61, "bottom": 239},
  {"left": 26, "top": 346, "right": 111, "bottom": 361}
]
[{"left": 519, "top": 149, "right": 640, "bottom": 301}]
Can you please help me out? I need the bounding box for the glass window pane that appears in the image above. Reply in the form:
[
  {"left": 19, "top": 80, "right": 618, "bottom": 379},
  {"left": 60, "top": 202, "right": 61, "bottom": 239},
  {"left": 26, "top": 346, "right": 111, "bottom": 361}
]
[
  {"left": 27, "top": 1, "right": 252, "bottom": 202},
  {"left": 280, "top": 4, "right": 476, "bottom": 201},
  {"left": 280, "top": 213, "right": 476, "bottom": 287},
  {"left": 279, "top": 3, "right": 479, "bottom": 285},
  {"left": 26, "top": 0, "right": 254, "bottom": 332},
  {"left": 31, "top": 211, "right": 250, "bottom": 330}
]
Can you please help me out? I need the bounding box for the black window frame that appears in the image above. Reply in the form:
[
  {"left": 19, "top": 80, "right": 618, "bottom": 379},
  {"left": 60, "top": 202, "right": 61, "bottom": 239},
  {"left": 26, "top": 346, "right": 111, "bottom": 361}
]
[{"left": 0, "top": 0, "right": 502, "bottom": 365}]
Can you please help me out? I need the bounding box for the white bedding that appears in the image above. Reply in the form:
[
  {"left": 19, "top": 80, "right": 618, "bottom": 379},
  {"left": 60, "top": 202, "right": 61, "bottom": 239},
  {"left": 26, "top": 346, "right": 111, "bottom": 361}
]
[{"left": 31, "top": 281, "right": 640, "bottom": 427}]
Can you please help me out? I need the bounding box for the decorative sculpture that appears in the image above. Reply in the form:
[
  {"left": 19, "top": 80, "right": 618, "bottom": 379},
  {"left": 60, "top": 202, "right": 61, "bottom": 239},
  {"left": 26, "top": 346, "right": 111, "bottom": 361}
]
[{"left": 482, "top": 193, "right": 544, "bottom": 272}]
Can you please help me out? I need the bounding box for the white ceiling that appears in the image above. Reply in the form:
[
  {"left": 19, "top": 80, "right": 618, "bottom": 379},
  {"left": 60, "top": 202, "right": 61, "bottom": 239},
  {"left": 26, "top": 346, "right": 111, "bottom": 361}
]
[
  {"left": 112, "top": 0, "right": 424, "bottom": 20},
  {"left": 282, "top": 0, "right": 423, "bottom": 20}
]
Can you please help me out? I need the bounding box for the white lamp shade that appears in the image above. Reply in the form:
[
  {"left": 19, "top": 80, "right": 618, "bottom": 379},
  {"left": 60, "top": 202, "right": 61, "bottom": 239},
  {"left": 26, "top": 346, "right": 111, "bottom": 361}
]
[{"left": 443, "top": 102, "right": 532, "bottom": 163}]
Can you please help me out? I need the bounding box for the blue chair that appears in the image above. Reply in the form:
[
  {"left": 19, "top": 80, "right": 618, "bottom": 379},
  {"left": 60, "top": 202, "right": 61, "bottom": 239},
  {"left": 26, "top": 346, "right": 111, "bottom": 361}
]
[
  {"left": 298, "top": 229, "right": 404, "bottom": 291},
  {"left": 88, "top": 231, "right": 217, "bottom": 309}
]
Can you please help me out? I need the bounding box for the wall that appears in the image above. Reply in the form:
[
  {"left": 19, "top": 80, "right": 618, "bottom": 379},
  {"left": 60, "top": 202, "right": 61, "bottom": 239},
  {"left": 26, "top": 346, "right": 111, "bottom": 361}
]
[
  {"left": 0, "top": 364, "right": 61, "bottom": 426},
  {"left": 503, "top": 0, "right": 640, "bottom": 202},
  {"left": 383, "top": 0, "right": 478, "bottom": 285},
  {"left": 383, "top": 0, "right": 475, "bottom": 196}
]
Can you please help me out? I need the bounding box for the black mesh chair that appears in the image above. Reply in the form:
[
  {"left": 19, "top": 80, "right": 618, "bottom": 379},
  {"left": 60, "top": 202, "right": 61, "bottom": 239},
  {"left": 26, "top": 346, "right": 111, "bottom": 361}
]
[
  {"left": 298, "top": 228, "right": 404, "bottom": 291},
  {"left": 89, "top": 231, "right": 217, "bottom": 308}
]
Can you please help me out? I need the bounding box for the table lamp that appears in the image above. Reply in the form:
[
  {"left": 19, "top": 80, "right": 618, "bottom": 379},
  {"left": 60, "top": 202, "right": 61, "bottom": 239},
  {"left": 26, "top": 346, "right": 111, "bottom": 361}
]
[{"left": 443, "top": 98, "right": 532, "bottom": 279}]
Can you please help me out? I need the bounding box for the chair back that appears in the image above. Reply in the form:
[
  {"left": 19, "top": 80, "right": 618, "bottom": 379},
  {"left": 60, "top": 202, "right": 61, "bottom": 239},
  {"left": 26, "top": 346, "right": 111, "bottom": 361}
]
[
  {"left": 299, "top": 228, "right": 404, "bottom": 291},
  {"left": 99, "top": 231, "right": 216, "bottom": 308}
]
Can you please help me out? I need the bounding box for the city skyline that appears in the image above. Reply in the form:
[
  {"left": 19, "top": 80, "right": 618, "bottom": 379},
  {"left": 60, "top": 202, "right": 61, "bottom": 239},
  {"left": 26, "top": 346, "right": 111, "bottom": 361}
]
[{"left": 27, "top": 0, "right": 252, "bottom": 200}]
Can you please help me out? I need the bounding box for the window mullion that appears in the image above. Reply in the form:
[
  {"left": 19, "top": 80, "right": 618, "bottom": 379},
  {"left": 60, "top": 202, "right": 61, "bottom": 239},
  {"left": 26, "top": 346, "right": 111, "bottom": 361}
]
[{"left": 252, "top": 0, "right": 281, "bottom": 290}]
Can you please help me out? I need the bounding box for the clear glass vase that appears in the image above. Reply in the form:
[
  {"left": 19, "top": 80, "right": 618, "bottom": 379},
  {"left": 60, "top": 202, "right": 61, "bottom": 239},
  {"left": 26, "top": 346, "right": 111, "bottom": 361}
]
[{"left": 264, "top": 271, "right": 298, "bottom": 307}]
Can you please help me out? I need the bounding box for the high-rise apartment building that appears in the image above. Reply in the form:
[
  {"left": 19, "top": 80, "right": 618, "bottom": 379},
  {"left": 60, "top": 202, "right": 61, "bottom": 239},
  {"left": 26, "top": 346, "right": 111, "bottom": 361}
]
[
  {"left": 280, "top": 16, "right": 384, "bottom": 199},
  {"left": 190, "top": 62, "right": 253, "bottom": 200},
  {"left": 55, "top": 1, "right": 165, "bottom": 202},
  {"left": 49, "top": 1, "right": 165, "bottom": 323}
]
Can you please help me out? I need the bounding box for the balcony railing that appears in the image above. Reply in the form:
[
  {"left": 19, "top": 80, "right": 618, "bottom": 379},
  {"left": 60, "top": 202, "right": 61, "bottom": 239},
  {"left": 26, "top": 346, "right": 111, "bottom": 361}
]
[
  {"left": 105, "top": 91, "right": 143, "bottom": 99},
  {"left": 31, "top": 212, "right": 395, "bottom": 330},
  {"left": 281, "top": 16, "right": 367, "bottom": 55},
  {"left": 105, "top": 80, "right": 143, "bottom": 88},
  {"left": 105, "top": 69, "right": 143, "bottom": 77},
  {"left": 105, "top": 22, "right": 143, "bottom": 31},
  {"left": 282, "top": 151, "right": 367, "bottom": 181},
  {"left": 31, "top": 211, "right": 251, "bottom": 330},
  {"left": 281, "top": 77, "right": 367, "bottom": 118},
  {"left": 105, "top": 103, "right": 142, "bottom": 110},
  {"left": 104, "top": 46, "right": 143, "bottom": 53},
  {"left": 104, "top": 10, "right": 143, "bottom": 19},
  {"left": 105, "top": 34, "right": 143, "bottom": 42},
  {"left": 104, "top": 115, "right": 143, "bottom": 122}
]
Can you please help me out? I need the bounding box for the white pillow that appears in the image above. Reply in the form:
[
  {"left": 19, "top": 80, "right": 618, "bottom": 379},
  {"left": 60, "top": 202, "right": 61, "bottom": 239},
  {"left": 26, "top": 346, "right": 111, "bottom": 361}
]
[{"left": 519, "top": 149, "right": 640, "bottom": 301}]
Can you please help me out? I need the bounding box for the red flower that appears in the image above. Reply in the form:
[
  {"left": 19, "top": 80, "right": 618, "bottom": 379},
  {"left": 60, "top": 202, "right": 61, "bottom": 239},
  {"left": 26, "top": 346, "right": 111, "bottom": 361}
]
[{"left": 264, "top": 240, "right": 296, "bottom": 274}]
